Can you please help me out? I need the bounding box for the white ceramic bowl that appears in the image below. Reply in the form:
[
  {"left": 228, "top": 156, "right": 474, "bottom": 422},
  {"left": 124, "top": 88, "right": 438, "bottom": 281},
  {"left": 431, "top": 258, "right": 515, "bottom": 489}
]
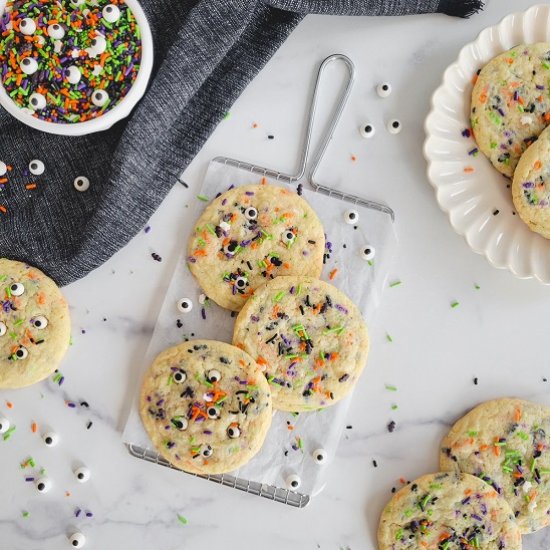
[
  {"left": 424, "top": 4, "right": 550, "bottom": 284},
  {"left": 0, "top": 0, "right": 153, "bottom": 136}
]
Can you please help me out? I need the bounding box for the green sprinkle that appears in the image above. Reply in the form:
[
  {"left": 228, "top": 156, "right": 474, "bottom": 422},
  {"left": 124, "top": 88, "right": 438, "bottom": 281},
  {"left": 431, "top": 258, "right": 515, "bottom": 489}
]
[
  {"left": 395, "top": 529, "right": 404, "bottom": 541},
  {"left": 540, "top": 468, "right": 550, "bottom": 475},
  {"left": 488, "top": 111, "right": 502, "bottom": 125},
  {"left": 297, "top": 437, "right": 303, "bottom": 450},
  {"left": 389, "top": 280, "right": 401, "bottom": 288},
  {"left": 467, "top": 430, "right": 479, "bottom": 437},
  {"left": 516, "top": 431, "right": 529, "bottom": 441},
  {"left": 385, "top": 384, "right": 397, "bottom": 392},
  {"left": 3, "top": 425, "right": 15, "bottom": 441},
  {"left": 323, "top": 326, "right": 345, "bottom": 335},
  {"left": 205, "top": 224, "right": 216, "bottom": 236},
  {"left": 197, "top": 195, "right": 209, "bottom": 202},
  {"left": 177, "top": 514, "right": 188, "bottom": 525},
  {"left": 273, "top": 291, "right": 285, "bottom": 303},
  {"left": 386, "top": 333, "right": 393, "bottom": 343},
  {"left": 451, "top": 301, "right": 459, "bottom": 308},
  {"left": 543, "top": 62, "right": 550, "bottom": 70},
  {"left": 21, "top": 511, "right": 29, "bottom": 518},
  {"left": 223, "top": 111, "right": 231, "bottom": 120},
  {"left": 391, "top": 404, "right": 398, "bottom": 410},
  {"left": 367, "top": 260, "right": 374, "bottom": 266},
  {"left": 474, "top": 283, "right": 480, "bottom": 290},
  {"left": 490, "top": 142, "right": 497, "bottom": 149},
  {"left": 296, "top": 284, "right": 302, "bottom": 295},
  {"left": 429, "top": 483, "right": 442, "bottom": 490}
]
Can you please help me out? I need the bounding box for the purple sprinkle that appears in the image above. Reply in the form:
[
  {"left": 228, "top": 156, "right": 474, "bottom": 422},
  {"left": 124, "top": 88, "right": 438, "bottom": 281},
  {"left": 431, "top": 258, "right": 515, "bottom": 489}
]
[
  {"left": 75, "top": 509, "right": 81, "bottom": 518},
  {"left": 537, "top": 84, "right": 545, "bottom": 90},
  {"left": 188, "top": 257, "right": 197, "bottom": 264},
  {"left": 67, "top": 402, "right": 76, "bottom": 408},
  {"left": 471, "top": 513, "right": 482, "bottom": 522},
  {"left": 251, "top": 315, "right": 259, "bottom": 322},
  {"left": 468, "top": 148, "right": 479, "bottom": 156},
  {"left": 338, "top": 374, "right": 349, "bottom": 383},
  {"left": 289, "top": 286, "right": 295, "bottom": 294},
  {"left": 201, "top": 308, "right": 206, "bottom": 320},
  {"left": 203, "top": 430, "right": 212, "bottom": 435},
  {"left": 245, "top": 191, "right": 255, "bottom": 196},
  {"left": 167, "top": 442, "right": 175, "bottom": 449},
  {"left": 228, "top": 185, "right": 235, "bottom": 190},
  {"left": 85, "top": 511, "right": 93, "bottom": 518},
  {"left": 461, "top": 496, "right": 471, "bottom": 505},
  {"left": 156, "top": 399, "right": 164, "bottom": 406},
  {"left": 146, "top": 396, "right": 152, "bottom": 402},
  {"left": 25, "top": 477, "right": 35, "bottom": 482},
  {"left": 222, "top": 198, "right": 227, "bottom": 206},
  {"left": 499, "top": 144, "right": 508, "bottom": 151},
  {"left": 497, "top": 108, "right": 505, "bottom": 117},
  {"left": 240, "top": 240, "right": 252, "bottom": 247},
  {"left": 514, "top": 91, "right": 519, "bottom": 101},
  {"left": 461, "top": 128, "right": 471, "bottom": 138},
  {"left": 523, "top": 182, "right": 534, "bottom": 189},
  {"left": 335, "top": 304, "right": 349, "bottom": 314},
  {"left": 144, "top": 226, "right": 151, "bottom": 233}
]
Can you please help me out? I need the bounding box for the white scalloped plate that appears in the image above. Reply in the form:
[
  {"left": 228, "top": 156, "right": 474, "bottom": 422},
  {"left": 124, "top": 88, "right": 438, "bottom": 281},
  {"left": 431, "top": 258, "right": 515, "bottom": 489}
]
[{"left": 424, "top": 4, "right": 550, "bottom": 284}]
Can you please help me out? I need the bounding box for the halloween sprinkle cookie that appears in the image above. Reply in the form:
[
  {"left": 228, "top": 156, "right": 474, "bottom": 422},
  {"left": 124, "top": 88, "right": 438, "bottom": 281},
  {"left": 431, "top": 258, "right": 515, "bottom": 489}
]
[
  {"left": 377, "top": 471, "right": 522, "bottom": 550},
  {"left": 0, "top": 258, "right": 71, "bottom": 389},
  {"left": 0, "top": 0, "right": 142, "bottom": 123},
  {"left": 232, "top": 276, "right": 369, "bottom": 412},
  {"left": 471, "top": 43, "right": 550, "bottom": 178},
  {"left": 140, "top": 340, "right": 272, "bottom": 475},
  {"left": 440, "top": 398, "right": 550, "bottom": 534},
  {"left": 512, "top": 125, "right": 550, "bottom": 238},
  {"left": 187, "top": 184, "right": 325, "bottom": 312}
]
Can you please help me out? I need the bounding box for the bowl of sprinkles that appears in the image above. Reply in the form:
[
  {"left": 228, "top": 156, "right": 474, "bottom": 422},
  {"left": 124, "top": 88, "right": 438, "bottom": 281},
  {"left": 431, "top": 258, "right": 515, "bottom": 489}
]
[{"left": 0, "top": 0, "right": 153, "bottom": 135}]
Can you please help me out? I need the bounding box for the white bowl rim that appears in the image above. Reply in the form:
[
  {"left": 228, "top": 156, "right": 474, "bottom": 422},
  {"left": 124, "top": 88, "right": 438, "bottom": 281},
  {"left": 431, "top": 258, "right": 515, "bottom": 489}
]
[{"left": 0, "top": 0, "right": 153, "bottom": 136}]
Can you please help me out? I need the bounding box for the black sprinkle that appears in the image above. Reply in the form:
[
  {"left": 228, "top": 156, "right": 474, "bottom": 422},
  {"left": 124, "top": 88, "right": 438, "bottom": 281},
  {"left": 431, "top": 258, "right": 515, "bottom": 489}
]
[
  {"left": 246, "top": 261, "right": 253, "bottom": 271},
  {"left": 493, "top": 209, "right": 499, "bottom": 216},
  {"left": 103, "top": 318, "right": 107, "bottom": 322},
  {"left": 391, "top": 487, "right": 396, "bottom": 493},
  {"left": 268, "top": 135, "right": 274, "bottom": 140},
  {"left": 343, "top": 244, "right": 347, "bottom": 248},
  {"left": 387, "top": 420, "right": 396, "bottom": 433},
  {"left": 372, "top": 460, "right": 378, "bottom": 468},
  {"left": 176, "top": 319, "right": 183, "bottom": 328},
  {"left": 297, "top": 183, "right": 303, "bottom": 196},
  {"left": 151, "top": 253, "right": 162, "bottom": 262},
  {"left": 86, "top": 421, "right": 93, "bottom": 430},
  {"left": 307, "top": 240, "right": 316, "bottom": 244},
  {"left": 179, "top": 180, "right": 189, "bottom": 188},
  {"left": 80, "top": 401, "right": 89, "bottom": 408},
  {"left": 473, "top": 377, "right": 478, "bottom": 385},
  {"left": 543, "top": 378, "right": 548, "bottom": 382},
  {"left": 353, "top": 226, "right": 357, "bottom": 230},
  {"left": 299, "top": 305, "right": 305, "bottom": 315},
  {"left": 231, "top": 311, "right": 237, "bottom": 318},
  {"left": 346, "top": 425, "right": 353, "bottom": 430},
  {"left": 284, "top": 450, "right": 288, "bottom": 457}
]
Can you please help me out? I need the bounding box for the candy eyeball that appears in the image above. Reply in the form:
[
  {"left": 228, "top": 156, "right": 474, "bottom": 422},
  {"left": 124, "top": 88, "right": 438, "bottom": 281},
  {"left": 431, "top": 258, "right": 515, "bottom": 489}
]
[
  {"left": 29, "top": 160, "right": 45, "bottom": 176},
  {"left": 14, "top": 346, "right": 28, "bottom": 360},
  {"left": 234, "top": 276, "right": 248, "bottom": 291},
  {"left": 360, "top": 245, "right": 376, "bottom": 261},
  {"left": 207, "top": 369, "right": 221, "bottom": 383},
  {"left": 90, "top": 35, "right": 107, "bottom": 55},
  {"left": 201, "top": 445, "right": 213, "bottom": 457},
  {"left": 0, "top": 417, "right": 10, "bottom": 434},
  {"left": 312, "top": 448, "right": 328, "bottom": 464},
  {"left": 207, "top": 406, "right": 220, "bottom": 419},
  {"left": 0, "top": 322, "right": 6, "bottom": 337},
  {"left": 91, "top": 89, "right": 109, "bottom": 107},
  {"left": 282, "top": 230, "right": 296, "bottom": 245},
  {"left": 74, "top": 176, "right": 90, "bottom": 192},
  {"left": 68, "top": 532, "right": 86, "bottom": 548},
  {"left": 0, "top": 161, "right": 6, "bottom": 176},
  {"left": 285, "top": 473, "right": 301, "bottom": 490},
  {"left": 10, "top": 282, "right": 25, "bottom": 296},
  {"left": 227, "top": 424, "right": 241, "bottom": 439},
  {"left": 29, "top": 92, "right": 46, "bottom": 111},
  {"left": 359, "top": 123, "right": 375, "bottom": 139},
  {"left": 376, "top": 82, "right": 392, "bottom": 98},
  {"left": 74, "top": 466, "right": 91, "bottom": 483},
  {"left": 171, "top": 416, "right": 188, "bottom": 431},
  {"left": 102, "top": 4, "right": 121, "bottom": 23},
  {"left": 172, "top": 369, "right": 187, "bottom": 384},
  {"left": 43, "top": 431, "right": 59, "bottom": 447},
  {"left": 31, "top": 315, "right": 48, "bottom": 330},
  {"left": 66, "top": 66, "right": 81, "bottom": 85},
  {"left": 48, "top": 23, "right": 65, "bottom": 40},
  {"left": 223, "top": 241, "right": 238, "bottom": 257},
  {"left": 176, "top": 298, "right": 193, "bottom": 313},
  {"left": 244, "top": 206, "right": 258, "bottom": 221},
  {"left": 387, "top": 119, "right": 402, "bottom": 135},
  {"left": 71, "top": 0, "right": 86, "bottom": 6},
  {"left": 19, "top": 18, "right": 36, "bottom": 36},
  {"left": 344, "top": 209, "right": 359, "bottom": 225},
  {"left": 35, "top": 477, "right": 52, "bottom": 494},
  {"left": 20, "top": 57, "right": 38, "bottom": 75}
]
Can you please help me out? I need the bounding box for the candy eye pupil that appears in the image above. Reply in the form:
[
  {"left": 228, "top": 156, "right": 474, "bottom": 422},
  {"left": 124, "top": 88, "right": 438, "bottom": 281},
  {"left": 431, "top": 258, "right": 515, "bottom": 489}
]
[
  {"left": 45, "top": 437, "right": 52, "bottom": 444},
  {"left": 392, "top": 121, "right": 399, "bottom": 128},
  {"left": 38, "top": 483, "right": 44, "bottom": 491}
]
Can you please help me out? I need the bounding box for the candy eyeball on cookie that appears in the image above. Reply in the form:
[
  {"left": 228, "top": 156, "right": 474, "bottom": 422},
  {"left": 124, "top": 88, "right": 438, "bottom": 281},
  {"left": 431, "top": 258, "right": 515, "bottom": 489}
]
[
  {"left": 35, "top": 477, "right": 52, "bottom": 494},
  {"left": 74, "top": 466, "right": 91, "bottom": 483},
  {"left": 281, "top": 229, "right": 296, "bottom": 246},
  {"left": 171, "top": 416, "right": 188, "bottom": 431},
  {"left": 359, "top": 123, "right": 375, "bottom": 139},
  {"left": 9, "top": 282, "right": 25, "bottom": 296},
  {"left": 0, "top": 417, "right": 10, "bottom": 434},
  {"left": 223, "top": 241, "right": 239, "bottom": 257},
  {"left": 244, "top": 206, "right": 258, "bottom": 221},
  {"left": 176, "top": 298, "right": 193, "bottom": 313},
  {"left": 376, "top": 82, "right": 392, "bottom": 98},
  {"left": 172, "top": 369, "right": 187, "bottom": 384},
  {"left": 344, "top": 209, "right": 359, "bottom": 224},
  {"left": 207, "top": 406, "right": 220, "bottom": 419},
  {"left": 207, "top": 369, "right": 221, "bottom": 383},
  {"left": 14, "top": 346, "right": 28, "bottom": 360},
  {"left": 102, "top": 4, "right": 121, "bottom": 23},
  {"left": 234, "top": 276, "right": 248, "bottom": 292},
  {"left": 43, "top": 431, "right": 59, "bottom": 447},
  {"left": 285, "top": 473, "right": 301, "bottom": 490},
  {"left": 360, "top": 245, "right": 375, "bottom": 261},
  {"left": 201, "top": 445, "right": 213, "bottom": 458},
  {"left": 29, "top": 160, "right": 45, "bottom": 176},
  {"left": 227, "top": 424, "right": 241, "bottom": 439},
  {"left": 31, "top": 315, "right": 48, "bottom": 330},
  {"left": 0, "top": 322, "right": 6, "bottom": 337}
]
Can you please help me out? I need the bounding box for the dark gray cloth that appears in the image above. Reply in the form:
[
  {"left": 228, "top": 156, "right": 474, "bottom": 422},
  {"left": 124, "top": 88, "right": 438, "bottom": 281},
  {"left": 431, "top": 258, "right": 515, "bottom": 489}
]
[{"left": 0, "top": 0, "right": 482, "bottom": 286}]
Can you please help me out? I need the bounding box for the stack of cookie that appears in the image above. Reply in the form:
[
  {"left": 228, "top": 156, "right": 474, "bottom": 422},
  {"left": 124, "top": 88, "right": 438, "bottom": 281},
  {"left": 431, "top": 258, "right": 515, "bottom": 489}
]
[
  {"left": 377, "top": 398, "right": 550, "bottom": 549},
  {"left": 139, "top": 183, "right": 370, "bottom": 476},
  {"left": 471, "top": 43, "right": 550, "bottom": 237}
]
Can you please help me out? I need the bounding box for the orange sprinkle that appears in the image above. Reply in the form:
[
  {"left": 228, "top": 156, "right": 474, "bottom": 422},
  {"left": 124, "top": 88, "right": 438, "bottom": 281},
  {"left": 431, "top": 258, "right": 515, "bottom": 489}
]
[
  {"left": 471, "top": 74, "right": 478, "bottom": 85},
  {"left": 256, "top": 357, "right": 268, "bottom": 366},
  {"left": 464, "top": 166, "right": 475, "bottom": 173},
  {"left": 193, "top": 249, "right": 207, "bottom": 257},
  {"left": 25, "top": 183, "right": 37, "bottom": 190},
  {"left": 329, "top": 268, "right": 338, "bottom": 280},
  {"left": 351, "top": 155, "right": 357, "bottom": 162},
  {"left": 0, "top": 205, "right": 6, "bottom": 213},
  {"left": 260, "top": 176, "right": 267, "bottom": 185},
  {"left": 6, "top": 401, "right": 13, "bottom": 409},
  {"left": 479, "top": 92, "right": 487, "bottom": 104},
  {"left": 252, "top": 122, "right": 258, "bottom": 129},
  {"left": 480, "top": 444, "right": 489, "bottom": 452},
  {"left": 37, "top": 293, "right": 46, "bottom": 305},
  {"left": 399, "top": 477, "right": 406, "bottom": 484},
  {"left": 515, "top": 407, "right": 522, "bottom": 422},
  {"left": 65, "top": 491, "right": 71, "bottom": 497},
  {"left": 287, "top": 425, "right": 294, "bottom": 431},
  {"left": 534, "top": 160, "right": 542, "bottom": 170},
  {"left": 31, "top": 422, "right": 37, "bottom": 433}
]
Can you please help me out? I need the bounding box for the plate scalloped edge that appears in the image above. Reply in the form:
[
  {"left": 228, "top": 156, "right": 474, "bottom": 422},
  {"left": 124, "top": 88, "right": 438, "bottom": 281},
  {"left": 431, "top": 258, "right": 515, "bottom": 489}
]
[{"left": 424, "top": 3, "right": 550, "bottom": 285}]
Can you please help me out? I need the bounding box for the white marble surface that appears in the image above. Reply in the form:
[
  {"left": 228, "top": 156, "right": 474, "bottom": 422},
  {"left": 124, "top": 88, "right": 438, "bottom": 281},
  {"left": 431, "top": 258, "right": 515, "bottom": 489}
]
[{"left": 3, "top": 1, "right": 550, "bottom": 548}]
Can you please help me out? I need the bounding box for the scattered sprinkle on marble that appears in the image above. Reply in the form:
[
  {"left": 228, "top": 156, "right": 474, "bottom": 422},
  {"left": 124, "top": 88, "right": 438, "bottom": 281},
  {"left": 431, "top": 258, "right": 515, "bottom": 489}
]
[
  {"left": 144, "top": 226, "right": 151, "bottom": 233},
  {"left": 473, "top": 377, "right": 478, "bottom": 385},
  {"left": 474, "top": 283, "right": 480, "bottom": 290},
  {"left": 385, "top": 384, "right": 397, "bottom": 392},
  {"left": 389, "top": 280, "right": 401, "bottom": 288},
  {"left": 451, "top": 301, "right": 460, "bottom": 308},
  {"left": 372, "top": 459, "right": 378, "bottom": 468},
  {"left": 387, "top": 420, "right": 396, "bottom": 433},
  {"left": 386, "top": 333, "right": 393, "bottom": 343},
  {"left": 151, "top": 253, "right": 162, "bottom": 262},
  {"left": 493, "top": 209, "right": 500, "bottom": 216},
  {"left": 177, "top": 514, "right": 188, "bottom": 525}
]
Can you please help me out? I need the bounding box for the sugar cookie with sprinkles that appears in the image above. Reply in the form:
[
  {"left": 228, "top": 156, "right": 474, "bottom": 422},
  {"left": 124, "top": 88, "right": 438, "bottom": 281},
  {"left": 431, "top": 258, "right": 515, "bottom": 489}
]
[
  {"left": 187, "top": 184, "right": 325, "bottom": 312},
  {"left": 378, "top": 471, "right": 521, "bottom": 550},
  {"left": 232, "top": 276, "right": 369, "bottom": 412},
  {"left": 471, "top": 43, "right": 550, "bottom": 178},
  {"left": 440, "top": 398, "right": 550, "bottom": 534},
  {"left": 140, "top": 340, "right": 272, "bottom": 475},
  {"left": 0, "top": 0, "right": 142, "bottom": 123},
  {"left": 512, "top": 125, "right": 550, "bottom": 238},
  {"left": 0, "top": 258, "right": 71, "bottom": 389}
]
